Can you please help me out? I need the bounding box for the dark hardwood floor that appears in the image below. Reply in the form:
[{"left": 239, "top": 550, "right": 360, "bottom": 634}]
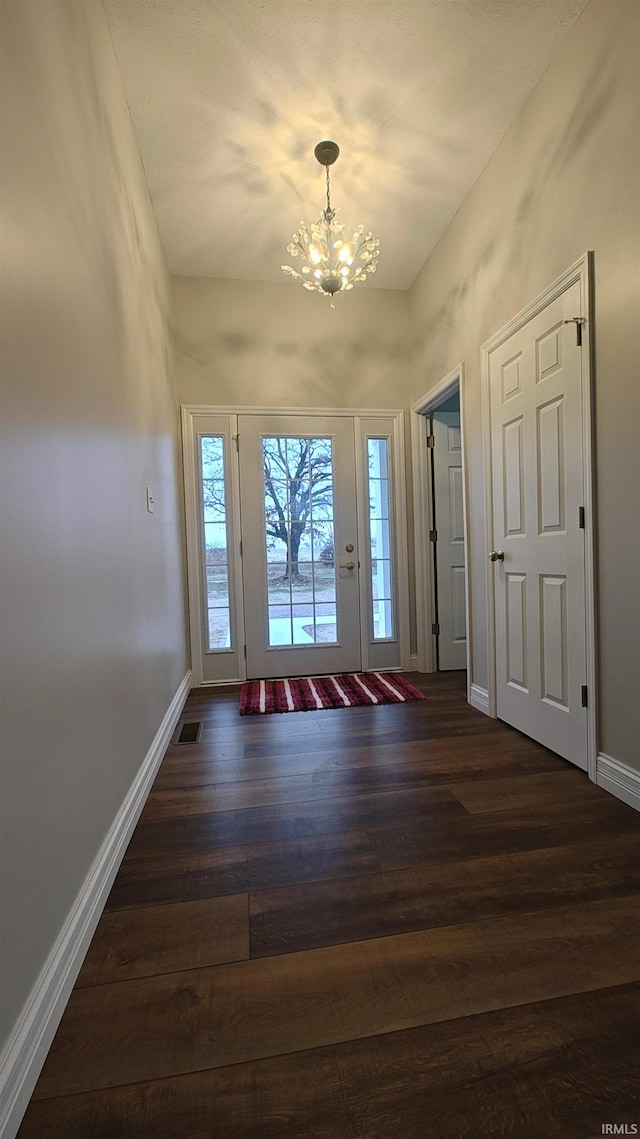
[{"left": 18, "top": 673, "right": 640, "bottom": 1138}]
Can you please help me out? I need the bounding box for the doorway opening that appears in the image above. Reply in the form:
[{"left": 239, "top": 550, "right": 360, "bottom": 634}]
[
  {"left": 428, "top": 391, "right": 466, "bottom": 671},
  {"left": 411, "top": 366, "right": 471, "bottom": 696}
]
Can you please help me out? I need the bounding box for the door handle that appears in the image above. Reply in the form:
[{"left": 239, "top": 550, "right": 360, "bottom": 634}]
[
  {"left": 488, "top": 550, "right": 505, "bottom": 562},
  {"left": 339, "top": 561, "right": 355, "bottom": 570}
]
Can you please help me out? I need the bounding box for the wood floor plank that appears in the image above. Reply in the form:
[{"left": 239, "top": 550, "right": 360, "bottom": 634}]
[
  {"left": 330, "top": 982, "right": 640, "bottom": 1139},
  {"left": 17, "top": 672, "right": 640, "bottom": 1138},
  {"left": 76, "top": 894, "right": 249, "bottom": 986},
  {"left": 449, "top": 768, "right": 600, "bottom": 813},
  {"left": 249, "top": 832, "right": 640, "bottom": 956},
  {"left": 366, "top": 792, "right": 639, "bottom": 870},
  {"left": 199, "top": 715, "right": 326, "bottom": 743},
  {"left": 141, "top": 772, "right": 316, "bottom": 821},
  {"left": 105, "top": 829, "right": 382, "bottom": 911},
  {"left": 32, "top": 893, "right": 640, "bottom": 1098},
  {"left": 243, "top": 717, "right": 503, "bottom": 758},
  {"left": 111, "top": 793, "right": 639, "bottom": 910},
  {"left": 125, "top": 785, "right": 468, "bottom": 859},
  {"left": 312, "top": 701, "right": 487, "bottom": 730},
  {"left": 142, "top": 749, "right": 564, "bottom": 821},
  {"left": 151, "top": 731, "right": 565, "bottom": 792},
  {"left": 21, "top": 982, "right": 640, "bottom": 1139}
]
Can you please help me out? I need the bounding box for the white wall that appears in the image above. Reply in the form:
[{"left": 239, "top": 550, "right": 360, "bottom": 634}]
[
  {"left": 172, "top": 276, "right": 411, "bottom": 410},
  {"left": 172, "top": 276, "right": 415, "bottom": 648},
  {"left": 408, "top": 0, "right": 640, "bottom": 771},
  {"left": 0, "top": 0, "right": 188, "bottom": 1063}
]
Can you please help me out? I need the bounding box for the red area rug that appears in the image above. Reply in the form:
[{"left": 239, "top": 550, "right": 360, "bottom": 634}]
[{"left": 239, "top": 672, "right": 426, "bottom": 715}]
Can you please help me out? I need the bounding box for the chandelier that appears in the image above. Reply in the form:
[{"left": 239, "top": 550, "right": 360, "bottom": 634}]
[{"left": 281, "top": 141, "right": 380, "bottom": 308}]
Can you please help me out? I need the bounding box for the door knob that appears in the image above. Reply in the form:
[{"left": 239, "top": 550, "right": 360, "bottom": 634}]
[
  {"left": 488, "top": 550, "right": 505, "bottom": 562},
  {"left": 339, "top": 561, "right": 355, "bottom": 570}
]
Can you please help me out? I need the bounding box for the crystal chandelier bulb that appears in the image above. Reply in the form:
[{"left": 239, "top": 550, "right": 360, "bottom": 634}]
[{"left": 281, "top": 142, "right": 380, "bottom": 308}]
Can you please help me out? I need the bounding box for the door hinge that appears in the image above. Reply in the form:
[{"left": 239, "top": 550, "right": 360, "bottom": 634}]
[
  {"left": 581, "top": 685, "right": 588, "bottom": 708},
  {"left": 429, "top": 529, "right": 437, "bottom": 542},
  {"left": 233, "top": 433, "right": 239, "bottom": 451},
  {"left": 564, "top": 317, "right": 586, "bottom": 346},
  {"left": 432, "top": 622, "right": 440, "bottom": 635},
  {"left": 239, "top": 539, "right": 243, "bottom": 556},
  {"left": 243, "top": 644, "right": 247, "bottom": 659},
  {"left": 426, "top": 434, "right": 435, "bottom": 448},
  {"left": 578, "top": 507, "right": 585, "bottom": 529}
]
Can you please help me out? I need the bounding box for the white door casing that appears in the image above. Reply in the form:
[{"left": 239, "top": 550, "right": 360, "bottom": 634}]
[
  {"left": 483, "top": 259, "right": 595, "bottom": 772},
  {"left": 410, "top": 366, "right": 471, "bottom": 687},
  {"left": 182, "top": 407, "right": 409, "bottom": 685},
  {"left": 432, "top": 410, "right": 467, "bottom": 670}
]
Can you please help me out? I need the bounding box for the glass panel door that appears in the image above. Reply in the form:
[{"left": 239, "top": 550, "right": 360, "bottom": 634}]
[
  {"left": 263, "top": 436, "right": 338, "bottom": 647},
  {"left": 239, "top": 415, "right": 361, "bottom": 679}
]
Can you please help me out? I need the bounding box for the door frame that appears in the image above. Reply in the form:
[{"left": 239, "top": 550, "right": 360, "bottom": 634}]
[
  {"left": 182, "top": 404, "right": 410, "bottom": 684},
  {"left": 480, "top": 252, "right": 597, "bottom": 780},
  {"left": 411, "top": 364, "right": 472, "bottom": 697}
]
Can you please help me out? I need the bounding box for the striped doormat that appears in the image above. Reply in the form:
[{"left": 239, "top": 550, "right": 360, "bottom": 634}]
[{"left": 239, "top": 672, "right": 426, "bottom": 715}]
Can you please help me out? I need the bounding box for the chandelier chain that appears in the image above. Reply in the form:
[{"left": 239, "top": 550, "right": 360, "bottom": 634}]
[{"left": 325, "top": 164, "right": 331, "bottom": 215}]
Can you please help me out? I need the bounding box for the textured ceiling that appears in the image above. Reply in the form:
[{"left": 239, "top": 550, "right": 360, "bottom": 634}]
[{"left": 103, "top": 0, "right": 590, "bottom": 290}]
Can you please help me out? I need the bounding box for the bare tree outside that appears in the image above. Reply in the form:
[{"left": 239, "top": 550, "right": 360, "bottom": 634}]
[
  {"left": 201, "top": 433, "right": 334, "bottom": 568},
  {"left": 262, "top": 437, "right": 333, "bottom": 582},
  {"left": 201, "top": 433, "right": 338, "bottom": 645}
]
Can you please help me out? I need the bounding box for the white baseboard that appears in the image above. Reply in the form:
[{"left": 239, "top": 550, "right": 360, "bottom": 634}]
[
  {"left": 0, "top": 670, "right": 192, "bottom": 1139},
  {"left": 597, "top": 752, "right": 640, "bottom": 813},
  {"left": 469, "top": 683, "right": 490, "bottom": 716}
]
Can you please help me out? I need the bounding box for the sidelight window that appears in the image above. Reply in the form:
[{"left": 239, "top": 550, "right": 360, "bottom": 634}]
[
  {"left": 367, "top": 437, "right": 395, "bottom": 641},
  {"left": 200, "top": 435, "right": 232, "bottom": 650}
]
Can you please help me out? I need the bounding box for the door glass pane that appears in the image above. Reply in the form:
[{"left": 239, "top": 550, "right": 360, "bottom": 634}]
[
  {"left": 262, "top": 436, "right": 338, "bottom": 648},
  {"left": 200, "top": 436, "right": 231, "bottom": 651},
  {"left": 367, "top": 437, "right": 395, "bottom": 640}
]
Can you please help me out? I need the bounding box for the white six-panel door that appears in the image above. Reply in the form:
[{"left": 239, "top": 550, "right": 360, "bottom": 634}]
[{"left": 487, "top": 279, "right": 588, "bottom": 769}]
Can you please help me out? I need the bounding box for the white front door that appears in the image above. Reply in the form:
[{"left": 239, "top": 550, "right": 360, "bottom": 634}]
[
  {"left": 238, "top": 414, "right": 362, "bottom": 679},
  {"left": 432, "top": 410, "right": 467, "bottom": 670},
  {"left": 487, "top": 280, "right": 588, "bottom": 769}
]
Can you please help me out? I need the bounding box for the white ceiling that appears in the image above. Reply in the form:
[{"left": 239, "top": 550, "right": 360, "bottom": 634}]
[{"left": 103, "top": 0, "right": 590, "bottom": 290}]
